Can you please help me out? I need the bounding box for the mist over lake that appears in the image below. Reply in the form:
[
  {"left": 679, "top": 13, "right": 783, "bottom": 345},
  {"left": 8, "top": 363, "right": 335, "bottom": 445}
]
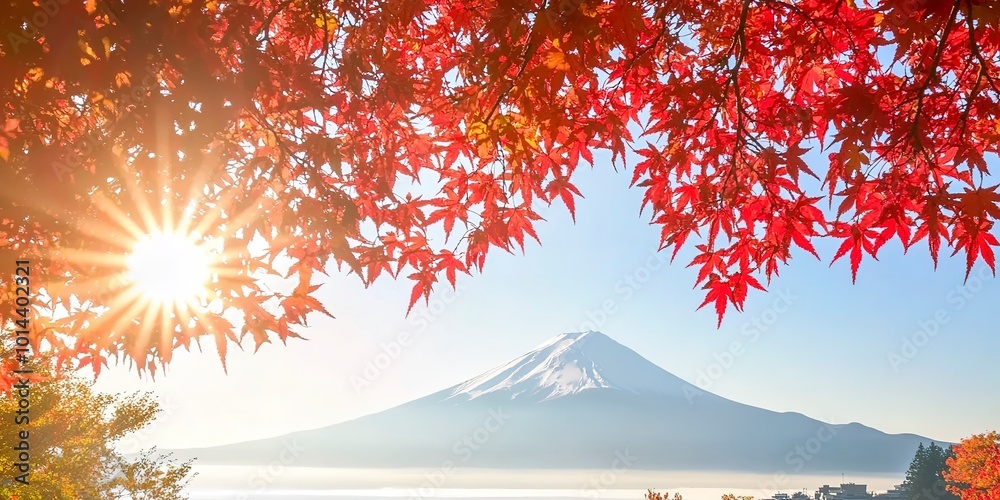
[{"left": 184, "top": 466, "right": 903, "bottom": 500}]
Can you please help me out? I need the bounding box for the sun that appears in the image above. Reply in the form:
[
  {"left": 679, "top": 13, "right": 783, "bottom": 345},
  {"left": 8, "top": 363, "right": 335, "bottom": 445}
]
[{"left": 126, "top": 232, "right": 212, "bottom": 305}]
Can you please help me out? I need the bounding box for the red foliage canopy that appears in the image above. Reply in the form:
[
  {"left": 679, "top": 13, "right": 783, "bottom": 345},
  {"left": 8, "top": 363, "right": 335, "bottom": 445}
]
[
  {"left": 945, "top": 431, "right": 1000, "bottom": 500},
  {"left": 0, "top": 0, "right": 997, "bottom": 375}
]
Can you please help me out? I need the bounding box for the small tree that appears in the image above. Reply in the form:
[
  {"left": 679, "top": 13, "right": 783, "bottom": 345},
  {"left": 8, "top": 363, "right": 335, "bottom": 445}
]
[
  {"left": 904, "top": 442, "right": 959, "bottom": 500},
  {"left": 0, "top": 331, "right": 195, "bottom": 499},
  {"left": 944, "top": 431, "right": 1000, "bottom": 500}
]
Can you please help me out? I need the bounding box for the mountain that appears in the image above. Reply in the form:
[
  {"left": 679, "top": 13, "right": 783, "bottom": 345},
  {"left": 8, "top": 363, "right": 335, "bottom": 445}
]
[
  {"left": 444, "top": 330, "right": 695, "bottom": 402},
  {"left": 178, "top": 331, "right": 939, "bottom": 473}
]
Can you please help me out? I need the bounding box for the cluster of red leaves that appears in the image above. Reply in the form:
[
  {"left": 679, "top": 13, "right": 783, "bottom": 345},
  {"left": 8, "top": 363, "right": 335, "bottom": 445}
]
[
  {"left": 0, "top": 0, "right": 997, "bottom": 374},
  {"left": 945, "top": 431, "right": 1000, "bottom": 500}
]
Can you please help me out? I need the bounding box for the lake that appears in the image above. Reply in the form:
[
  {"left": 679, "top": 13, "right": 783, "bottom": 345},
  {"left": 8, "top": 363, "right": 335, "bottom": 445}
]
[{"left": 184, "top": 466, "right": 903, "bottom": 500}]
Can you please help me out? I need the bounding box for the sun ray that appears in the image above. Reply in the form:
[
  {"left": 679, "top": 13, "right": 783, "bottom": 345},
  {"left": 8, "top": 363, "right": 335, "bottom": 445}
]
[
  {"left": 59, "top": 248, "right": 132, "bottom": 269},
  {"left": 189, "top": 184, "right": 244, "bottom": 240},
  {"left": 50, "top": 155, "right": 239, "bottom": 372},
  {"left": 89, "top": 190, "right": 151, "bottom": 242}
]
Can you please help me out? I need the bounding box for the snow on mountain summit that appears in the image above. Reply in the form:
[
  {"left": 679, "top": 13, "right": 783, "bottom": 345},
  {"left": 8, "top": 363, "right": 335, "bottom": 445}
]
[{"left": 443, "top": 331, "right": 694, "bottom": 402}]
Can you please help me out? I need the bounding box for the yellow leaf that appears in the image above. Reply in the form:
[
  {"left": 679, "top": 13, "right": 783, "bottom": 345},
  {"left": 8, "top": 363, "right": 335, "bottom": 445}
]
[
  {"left": 115, "top": 71, "right": 131, "bottom": 88},
  {"left": 524, "top": 130, "right": 539, "bottom": 149},
  {"left": 315, "top": 16, "right": 338, "bottom": 32},
  {"left": 467, "top": 121, "right": 489, "bottom": 142},
  {"left": 78, "top": 39, "right": 98, "bottom": 60},
  {"left": 544, "top": 50, "right": 570, "bottom": 71}
]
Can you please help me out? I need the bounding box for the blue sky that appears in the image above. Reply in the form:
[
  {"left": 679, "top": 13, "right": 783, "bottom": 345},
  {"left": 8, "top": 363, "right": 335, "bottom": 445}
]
[{"left": 95, "top": 147, "right": 1000, "bottom": 453}]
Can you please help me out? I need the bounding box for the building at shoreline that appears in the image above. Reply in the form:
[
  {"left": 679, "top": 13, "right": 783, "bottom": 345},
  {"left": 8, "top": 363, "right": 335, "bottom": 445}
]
[
  {"left": 873, "top": 484, "right": 908, "bottom": 500},
  {"left": 809, "top": 482, "right": 908, "bottom": 500}
]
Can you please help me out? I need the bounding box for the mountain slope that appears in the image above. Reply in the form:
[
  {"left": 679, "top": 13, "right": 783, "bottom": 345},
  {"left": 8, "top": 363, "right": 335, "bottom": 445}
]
[
  {"left": 444, "top": 331, "right": 706, "bottom": 402},
  {"left": 179, "top": 331, "right": 940, "bottom": 473}
]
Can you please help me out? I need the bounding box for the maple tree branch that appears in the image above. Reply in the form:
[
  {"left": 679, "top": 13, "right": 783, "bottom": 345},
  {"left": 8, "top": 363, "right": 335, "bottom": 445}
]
[
  {"left": 259, "top": 0, "right": 296, "bottom": 45},
  {"left": 484, "top": 0, "right": 549, "bottom": 124},
  {"left": 685, "top": 1, "right": 754, "bottom": 155},
  {"left": 911, "top": 0, "right": 962, "bottom": 142},
  {"left": 721, "top": 0, "right": 753, "bottom": 211},
  {"left": 245, "top": 104, "right": 362, "bottom": 216},
  {"left": 621, "top": 21, "right": 672, "bottom": 78},
  {"left": 764, "top": 0, "right": 836, "bottom": 50},
  {"left": 318, "top": 4, "right": 335, "bottom": 74},
  {"left": 955, "top": 66, "right": 982, "bottom": 146},
  {"left": 601, "top": 18, "right": 679, "bottom": 131},
  {"left": 98, "top": 0, "right": 124, "bottom": 23},
  {"left": 826, "top": 0, "right": 866, "bottom": 63},
  {"left": 964, "top": 0, "right": 1000, "bottom": 94}
]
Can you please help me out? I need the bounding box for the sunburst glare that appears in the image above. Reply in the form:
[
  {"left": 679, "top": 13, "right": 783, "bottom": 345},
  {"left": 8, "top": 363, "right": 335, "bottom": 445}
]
[{"left": 126, "top": 232, "right": 212, "bottom": 305}]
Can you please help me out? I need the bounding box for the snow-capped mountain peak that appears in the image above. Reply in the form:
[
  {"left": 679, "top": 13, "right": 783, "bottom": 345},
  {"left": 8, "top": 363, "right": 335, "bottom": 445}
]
[{"left": 443, "top": 331, "right": 693, "bottom": 402}]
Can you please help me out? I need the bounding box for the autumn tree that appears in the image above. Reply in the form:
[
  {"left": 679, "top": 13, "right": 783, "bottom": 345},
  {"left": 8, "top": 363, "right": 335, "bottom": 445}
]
[
  {"left": 0, "top": 328, "right": 195, "bottom": 499},
  {"left": 0, "top": 0, "right": 997, "bottom": 375},
  {"left": 944, "top": 431, "right": 1000, "bottom": 500}
]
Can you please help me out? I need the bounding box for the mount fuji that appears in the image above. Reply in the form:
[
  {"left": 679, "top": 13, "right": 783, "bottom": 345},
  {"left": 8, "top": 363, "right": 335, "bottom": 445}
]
[{"left": 181, "top": 331, "right": 938, "bottom": 473}]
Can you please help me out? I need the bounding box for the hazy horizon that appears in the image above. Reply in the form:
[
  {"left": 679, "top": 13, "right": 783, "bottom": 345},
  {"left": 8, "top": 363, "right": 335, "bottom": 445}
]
[{"left": 182, "top": 466, "right": 906, "bottom": 500}]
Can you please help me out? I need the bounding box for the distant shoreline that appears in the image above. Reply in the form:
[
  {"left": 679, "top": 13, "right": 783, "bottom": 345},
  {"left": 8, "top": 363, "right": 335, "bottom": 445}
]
[{"left": 185, "top": 465, "right": 903, "bottom": 497}]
